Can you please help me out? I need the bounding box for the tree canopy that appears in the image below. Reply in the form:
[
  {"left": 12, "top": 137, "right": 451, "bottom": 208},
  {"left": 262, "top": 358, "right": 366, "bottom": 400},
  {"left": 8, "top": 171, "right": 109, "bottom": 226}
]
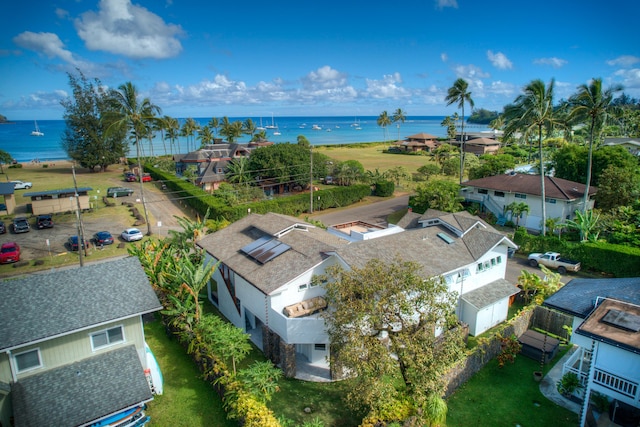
[
  {"left": 321, "top": 258, "right": 465, "bottom": 424},
  {"left": 467, "top": 108, "right": 499, "bottom": 124}
]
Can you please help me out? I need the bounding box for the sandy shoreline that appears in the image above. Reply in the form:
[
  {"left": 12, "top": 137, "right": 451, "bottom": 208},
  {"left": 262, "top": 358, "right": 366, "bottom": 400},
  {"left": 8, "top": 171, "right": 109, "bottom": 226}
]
[{"left": 18, "top": 159, "right": 74, "bottom": 169}]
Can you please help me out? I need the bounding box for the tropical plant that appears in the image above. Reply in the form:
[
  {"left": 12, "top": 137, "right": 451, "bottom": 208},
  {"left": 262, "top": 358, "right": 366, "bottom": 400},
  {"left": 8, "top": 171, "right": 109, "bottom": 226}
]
[
  {"left": 106, "top": 81, "right": 161, "bottom": 234},
  {"left": 243, "top": 118, "right": 257, "bottom": 137},
  {"left": 505, "top": 201, "right": 530, "bottom": 227},
  {"left": 164, "top": 116, "right": 180, "bottom": 155},
  {"left": 440, "top": 115, "right": 457, "bottom": 140},
  {"left": 562, "top": 209, "right": 601, "bottom": 242},
  {"left": 556, "top": 372, "right": 583, "bottom": 397},
  {"left": 445, "top": 78, "right": 474, "bottom": 184},
  {"left": 496, "top": 333, "right": 522, "bottom": 368},
  {"left": 517, "top": 270, "right": 542, "bottom": 305},
  {"left": 197, "top": 126, "right": 214, "bottom": 147},
  {"left": 208, "top": 117, "right": 220, "bottom": 136},
  {"left": 392, "top": 108, "right": 406, "bottom": 141},
  {"left": 503, "top": 79, "right": 559, "bottom": 235},
  {"left": 237, "top": 361, "right": 283, "bottom": 403},
  {"left": 0, "top": 149, "right": 13, "bottom": 174},
  {"left": 181, "top": 117, "right": 200, "bottom": 152},
  {"left": 411, "top": 180, "right": 463, "bottom": 213},
  {"left": 568, "top": 78, "right": 623, "bottom": 212},
  {"left": 226, "top": 157, "right": 253, "bottom": 187},
  {"left": 377, "top": 110, "right": 392, "bottom": 141}
]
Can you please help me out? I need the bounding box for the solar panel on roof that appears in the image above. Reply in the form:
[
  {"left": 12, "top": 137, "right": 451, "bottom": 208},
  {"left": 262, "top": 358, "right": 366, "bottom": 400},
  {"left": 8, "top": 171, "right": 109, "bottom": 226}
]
[
  {"left": 255, "top": 242, "right": 291, "bottom": 264},
  {"left": 240, "top": 236, "right": 272, "bottom": 255},
  {"left": 601, "top": 309, "right": 640, "bottom": 332}
]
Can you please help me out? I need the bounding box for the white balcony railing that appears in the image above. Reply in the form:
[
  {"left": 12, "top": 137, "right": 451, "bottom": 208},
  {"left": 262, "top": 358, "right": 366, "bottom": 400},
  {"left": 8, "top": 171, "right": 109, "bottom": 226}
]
[
  {"left": 267, "top": 307, "right": 328, "bottom": 344},
  {"left": 593, "top": 369, "right": 639, "bottom": 400}
]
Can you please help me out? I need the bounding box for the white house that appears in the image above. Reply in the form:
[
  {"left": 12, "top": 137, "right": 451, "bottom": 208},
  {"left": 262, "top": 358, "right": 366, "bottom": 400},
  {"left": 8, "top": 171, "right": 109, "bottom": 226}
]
[
  {"left": 543, "top": 277, "right": 640, "bottom": 427},
  {"left": 197, "top": 210, "right": 518, "bottom": 380},
  {"left": 461, "top": 173, "right": 597, "bottom": 232}
]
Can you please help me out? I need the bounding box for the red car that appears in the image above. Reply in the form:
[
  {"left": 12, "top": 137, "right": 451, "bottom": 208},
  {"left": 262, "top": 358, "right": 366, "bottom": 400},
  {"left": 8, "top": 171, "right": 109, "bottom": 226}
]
[
  {"left": 0, "top": 242, "right": 21, "bottom": 264},
  {"left": 140, "top": 173, "right": 152, "bottom": 182}
]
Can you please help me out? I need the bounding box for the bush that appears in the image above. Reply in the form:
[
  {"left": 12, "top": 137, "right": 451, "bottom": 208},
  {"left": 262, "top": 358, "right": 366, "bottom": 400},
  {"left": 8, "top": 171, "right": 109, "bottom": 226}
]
[
  {"left": 9, "top": 163, "right": 23, "bottom": 169},
  {"left": 374, "top": 180, "right": 394, "bottom": 197}
]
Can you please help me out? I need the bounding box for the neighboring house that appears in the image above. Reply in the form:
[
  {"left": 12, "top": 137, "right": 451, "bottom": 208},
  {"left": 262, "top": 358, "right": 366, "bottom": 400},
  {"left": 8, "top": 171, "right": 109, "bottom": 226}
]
[
  {"left": 0, "top": 257, "right": 163, "bottom": 427},
  {"left": 175, "top": 141, "right": 273, "bottom": 192},
  {"left": 0, "top": 182, "right": 16, "bottom": 214},
  {"left": 603, "top": 137, "right": 640, "bottom": 156},
  {"left": 464, "top": 137, "right": 501, "bottom": 155},
  {"left": 22, "top": 187, "right": 92, "bottom": 215},
  {"left": 543, "top": 277, "right": 640, "bottom": 427},
  {"left": 393, "top": 132, "right": 440, "bottom": 152},
  {"left": 197, "top": 210, "right": 518, "bottom": 381},
  {"left": 461, "top": 173, "right": 597, "bottom": 231}
]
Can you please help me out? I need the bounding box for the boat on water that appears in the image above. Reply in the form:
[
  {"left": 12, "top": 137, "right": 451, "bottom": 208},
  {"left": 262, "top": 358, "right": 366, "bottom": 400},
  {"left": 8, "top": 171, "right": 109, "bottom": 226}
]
[
  {"left": 273, "top": 129, "right": 281, "bottom": 136},
  {"left": 31, "top": 120, "right": 44, "bottom": 136},
  {"left": 311, "top": 124, "right": 322, "bottom": 130},
  {"left": 265, "top": 113, "right": 277, "bottom": 129}
]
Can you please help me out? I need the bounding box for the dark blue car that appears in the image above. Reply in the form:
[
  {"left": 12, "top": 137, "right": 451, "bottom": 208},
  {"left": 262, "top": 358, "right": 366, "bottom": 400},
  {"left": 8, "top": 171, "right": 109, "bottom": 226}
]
[{"left": 93, "top": 231, "right": 114, "bottom": 246}]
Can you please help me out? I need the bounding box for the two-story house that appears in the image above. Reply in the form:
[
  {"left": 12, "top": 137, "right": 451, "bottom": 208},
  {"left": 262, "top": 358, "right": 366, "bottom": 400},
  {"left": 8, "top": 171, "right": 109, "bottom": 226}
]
[
  {"left": 197, "top": 210, "right": 518, "bottom": 381},
  {"left": 461, "top": 173, "right": 597, "bottom": 232},
  {"left": 543, "top": 277, "right": 640, "bottom": 427},
  {"left": 0, "top": 257, "right": 163, "bottom": 427}
]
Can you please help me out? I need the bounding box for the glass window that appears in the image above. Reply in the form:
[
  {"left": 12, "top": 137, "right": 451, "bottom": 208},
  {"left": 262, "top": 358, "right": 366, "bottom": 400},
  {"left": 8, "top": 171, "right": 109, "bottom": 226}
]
[
  {"left": 478, "top": 189, "right": 488, "bottom": 194},
  {"left": 497, "top": 256, "right": 502, "bottom": 264},
  {"left": 15, "top": 349, "right": 42, "bottom": 372},
  {"left": 91, "top": 326, "right": 124, "bottom": 350},
  {"left": 314, "top": 344, "right": 326, "bottom": 351},
  {"left": 494, "top": 191, "right": 505, "bottom": 197},
  {"left": 298, "top": 284, "right": 308, "bottom": 291},
  {"left": 514, "top": 193, "right": 526, "bottom": 199}
]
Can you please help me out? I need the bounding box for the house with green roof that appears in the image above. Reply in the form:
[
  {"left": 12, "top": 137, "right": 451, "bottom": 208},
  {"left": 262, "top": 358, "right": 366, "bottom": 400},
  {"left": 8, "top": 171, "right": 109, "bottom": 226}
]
[{"left": 0, "top": 257, "right": 163, "bottom": 427}]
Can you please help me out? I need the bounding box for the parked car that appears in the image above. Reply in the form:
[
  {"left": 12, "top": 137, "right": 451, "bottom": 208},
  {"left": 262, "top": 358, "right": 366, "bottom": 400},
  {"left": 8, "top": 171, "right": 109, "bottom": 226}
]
[
  {"left": 0, "top": 242, "right": 21, "bottom": 264},
  {"left": 68, "top": 236, "right": 90, "bottom": 251},
  {"left": 527, "top": 252, "right": 581, "bottom": 274},
  {"left": 121, "top": 228, "right": 143, "bottom": 242},
  {"left": 36, "top": 214, "right": 54, "bottom": 229},
  {"left": 93, "top": 231, "right": 114, "bottom": 246},
  {"left": 11, "top": 180, "right": 32, "bottom": 190},
  {"left": 140, "top": 173, "right": 152, "bottom": 182},
  {"left": 0, "top": 220, "right": 5, "bottom": 234},
  {"left": 13, "top": 217, "right": 30, "bottom": 233},
  {"left": 124, "top": 172, "right": 137, "bottom": 182},
  {"left": 107, "top": 187, "right": 134, "bottom": 198}
]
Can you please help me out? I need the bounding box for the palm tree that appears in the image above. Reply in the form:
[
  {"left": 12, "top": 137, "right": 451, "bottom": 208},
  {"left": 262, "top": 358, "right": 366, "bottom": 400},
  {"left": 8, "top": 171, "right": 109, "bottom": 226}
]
[
  {"left": 505, "top": 201, "right": 530, "bottom": 227},
  {"left": 181, "top": 118, "right": 199, "bottom": 152},
  {"left": 107, "top": 81, "right": 161, "bottom": 235},
  {"left": 197, "top": 126, "right": 214, "bottom": 148},
  {"left": 165, "top": 116, "right": 180, "bottom": 155},
  {"left": 377, "top": 111, "right": 392, "bottom": 141},
  {"left": 243, "top": 118, "right": 257, "bottom": 138},
  {"left": 445, "top": 78, "right": 474, "bottom": 184},
  {"left": 503, "top": 79, "right": 559, "bottom": 235},
  {"left": 226, "top": 157, "right": 253, "bottom": 187},
  {"left": 208, "top": 117, "right": 220, "bottom": 137},
  {"left": 392, "top": 108, "right": 406, "bottom": 141},
  {"left": 568, "top": 78, "right": 623, "bottom": 212},
  {"left": 220, "top": 120, "right": 244, "bottom": 142}
]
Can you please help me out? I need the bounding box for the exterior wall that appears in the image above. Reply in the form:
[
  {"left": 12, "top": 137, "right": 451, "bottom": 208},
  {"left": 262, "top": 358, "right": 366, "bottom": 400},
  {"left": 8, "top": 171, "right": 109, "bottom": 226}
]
[
  {"left": 327, "top": 224, "right": 404, "bottom": 242},
  {"left": 594, "top": 343, "right": 640, "bottom": 382},
  {"left": 470, "top": 297, "right": 509, "bottom": 336},
  {"left": 463, "top": 187, "right": 595, "bottom": 231},
  {"left": 30, "top": 195, "right": 91, "bottom": 215},
  {"left": 0, "top": 316, "right": 145, "bottom": 382}
]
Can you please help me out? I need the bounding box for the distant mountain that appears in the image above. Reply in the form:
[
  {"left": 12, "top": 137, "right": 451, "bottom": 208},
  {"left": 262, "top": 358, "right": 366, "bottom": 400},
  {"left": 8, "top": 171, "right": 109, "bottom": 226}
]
[
  {"left": 468, "top": 108, "right": 498, "bottom": 124},
  {"left": 0, "top": 114, "right": 7, "bottom": 123}
]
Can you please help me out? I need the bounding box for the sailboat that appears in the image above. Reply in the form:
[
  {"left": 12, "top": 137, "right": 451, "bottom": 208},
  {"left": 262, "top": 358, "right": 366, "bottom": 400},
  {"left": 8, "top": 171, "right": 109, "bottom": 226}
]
[
  {"left": 265, "top": 113, "right": 277, "bottom": 129},
  {"left": 256, "top": 117, "right": 266, "bottom": 131},
  {"left": 31, "top": 120, "right": 44, "bottom": 136}
]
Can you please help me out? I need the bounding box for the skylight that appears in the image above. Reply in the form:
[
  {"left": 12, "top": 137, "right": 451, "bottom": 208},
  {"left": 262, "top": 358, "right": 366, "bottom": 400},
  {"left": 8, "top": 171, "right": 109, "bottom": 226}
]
[
  {"left": 601, "top": 309, "right": 640, "bottom": 333},
  {"left": 437, "top": 232, "right": 454, "bottom": 244}
]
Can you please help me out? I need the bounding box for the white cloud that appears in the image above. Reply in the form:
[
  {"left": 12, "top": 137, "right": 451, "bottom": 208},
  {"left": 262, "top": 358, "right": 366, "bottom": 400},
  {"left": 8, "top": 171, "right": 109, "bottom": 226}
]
[
  {"left": 606, "top": 55, "right": 640, "bottom": 67},
  {"left": 435, "top": 0, "right": 458, "bottom": 9},
  {"left": 302, "top": 66, "right": 348, "bottom": 90},
  {"left": 441, "top": 53, "right": 448, "bottom": 62},
  {"left": 487, "top": 80, "right": 516, "bottom": 97},
  {"left": 75, "top": 0, "right": 183, "bottom": 59},
  {"left": 487, "top": 50, "right": 512, "bottom": 70},
  {"left": 454, "top": 64, "right": 490, "bottom": 80},
  {"left": 613, "top": 68, "right": 640, "bottom": 91},
  {"left": 13, "top": 31, "right": 93, "bottom": 71},
  {"left": 364, "top": 73, "right": 410, "bottom": 99},
  {"left": 533, "top": 57, "right": 567, "bottom": 68}
]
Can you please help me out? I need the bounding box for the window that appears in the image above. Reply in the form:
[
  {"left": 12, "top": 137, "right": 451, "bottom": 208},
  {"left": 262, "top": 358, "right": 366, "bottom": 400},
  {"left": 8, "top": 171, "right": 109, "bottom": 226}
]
[
  {"left": 497, "top": 256, "right": 502, "bottom": 264},
  {"left": 494, "top": 191, "right": 505, "bottom": 197},
  {"left": 491, "top": 258, "right": 496, "bottom": 266},
  {"left": 545, "top": 197, "right": 557, "bottom": 204},
  {"left": 478, "top": 189, "right": 488, "bottom": 194},
  {"left": 314, "top": 344, "right": 326, "bottom": 351},
  {"left": 477, "top": 262, "right": 484, "bottom": 272},
  {"left": 298, "top": 284, "right": 308, "bottom": 291},
  {"left": 515, "top": 193, "right": 527, "bottom": 199},
  {"left": 15, "top": 348, "right": 42, "bottom": 373},
  {"left": 91, "top": 326, "right": 124, "bottom": 350}
]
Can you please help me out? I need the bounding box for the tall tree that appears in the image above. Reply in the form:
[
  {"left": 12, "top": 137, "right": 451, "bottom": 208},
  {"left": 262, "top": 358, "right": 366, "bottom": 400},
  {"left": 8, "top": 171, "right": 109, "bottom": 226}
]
[
  {"left": 165, "top": 116, "right": 180, "bottom": 155},
  {"left": 568, "top": 78, "right": 623, "bottom": 212},
  {"left": 208, "top": 117, "right": 220, "bottom": 137},
  {"left": 321, "top": 258, "right": 465, "bottom": 424},
  {"left": 181, "top": 117, "right": 199, "bottom": 152},
  {"left": 61, "top": 71, "right": 127, "bottom": 171},
  {"left": 197, "top": 126, "right": 214, "bottom": 147},
  {"left": 392, "top": 108, "right": 406, "bottom": 141},
  {"left": 377, "top": 110, "right": 392, "bottom": 141},
  {"left": 243, "top": 118, "right": 257, "bottom": 138},
  {"left": 445, "top": 78, "right": 475, "bottom": 184},
  {"left": 0, "top": 149, "right": 12, "bottom": 174},
  {"left": 503, "top": 79, "right": 558, "bottom": 235},
  {"left": 107, "top": 81, "right": 161, "bottom": 235}
]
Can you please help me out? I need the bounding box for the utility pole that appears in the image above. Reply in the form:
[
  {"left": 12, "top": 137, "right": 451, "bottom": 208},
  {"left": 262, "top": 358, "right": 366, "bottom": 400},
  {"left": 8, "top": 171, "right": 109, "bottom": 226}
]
[
  {"left": 71, "top": 164, "right": 87, "bottom": 266},
  {"left": 309, "top": 144, "right": 313, "bottom": 213}
]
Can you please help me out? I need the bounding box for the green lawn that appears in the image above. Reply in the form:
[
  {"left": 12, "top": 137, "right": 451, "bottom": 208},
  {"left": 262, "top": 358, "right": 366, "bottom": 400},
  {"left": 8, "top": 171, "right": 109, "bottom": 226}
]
[
  {"left": 144, "top": 316, "right": 236, "bottom": 427},
  {"left": 446, "top": 346, "right": 579, "bottom": 427}
]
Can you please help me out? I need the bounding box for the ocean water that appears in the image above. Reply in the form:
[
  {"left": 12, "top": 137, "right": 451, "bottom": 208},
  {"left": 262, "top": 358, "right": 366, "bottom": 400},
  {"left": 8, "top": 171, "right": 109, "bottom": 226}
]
[{"left": 0, "top": 116, "right": 491, "bottom": 163}]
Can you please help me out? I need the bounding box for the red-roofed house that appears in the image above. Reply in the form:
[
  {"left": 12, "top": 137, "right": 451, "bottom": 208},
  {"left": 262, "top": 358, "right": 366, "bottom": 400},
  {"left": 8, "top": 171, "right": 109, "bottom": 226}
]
[
  {"left": 394, "top": 133, "right": 440, "bottom": 152},
  {"left": 461, "top": 173, "right": 597, "bottom": 231}
]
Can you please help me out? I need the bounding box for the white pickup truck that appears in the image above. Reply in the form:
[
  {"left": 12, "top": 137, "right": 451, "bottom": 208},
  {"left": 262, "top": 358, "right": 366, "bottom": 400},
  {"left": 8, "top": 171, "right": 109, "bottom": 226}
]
[
  {"left": 11, "top": 180, "right": 32, "bottom": 190},
  {"left": 528, "top": 252, "right": 581, "bottom": 274}
]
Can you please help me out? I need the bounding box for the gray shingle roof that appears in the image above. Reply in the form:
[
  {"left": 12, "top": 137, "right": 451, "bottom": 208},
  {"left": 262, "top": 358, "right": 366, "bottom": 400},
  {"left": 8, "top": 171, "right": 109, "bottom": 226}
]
[
  {"left": 335, "top": 224, "right": 510, "bottom": 277},
  {"left": 543, "top": 277, "right": 640, "bottom": 318},
  {"left": 0, "top": 182, "right": 15, "bottom": 195},
  {"left": 197, "top": 213, "right": 349, "bottom": 295},
  {"left": 461, "top": 279, "right": 520, "bottom": 309},
  {"left": 11, "top": 345, "right": 152, "bottom": 427},
  {"left": 0, "top": 257, "right": 162, "bottom": 351}
]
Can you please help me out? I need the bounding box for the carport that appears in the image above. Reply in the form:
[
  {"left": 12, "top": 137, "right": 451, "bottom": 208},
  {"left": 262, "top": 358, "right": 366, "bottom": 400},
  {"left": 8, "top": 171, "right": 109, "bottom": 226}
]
[
  {"left": 0, "top": 182, "right": 16, "bottom": 215},
  {"left": 23, "top": 187, "right": 92, "bottom": 215}
]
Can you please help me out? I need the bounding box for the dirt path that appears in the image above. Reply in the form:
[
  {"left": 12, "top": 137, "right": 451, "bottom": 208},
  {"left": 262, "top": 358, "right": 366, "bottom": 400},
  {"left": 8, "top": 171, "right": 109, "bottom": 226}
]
[{"left": 141, "top": 183, "right": 197, "bottom": 237}]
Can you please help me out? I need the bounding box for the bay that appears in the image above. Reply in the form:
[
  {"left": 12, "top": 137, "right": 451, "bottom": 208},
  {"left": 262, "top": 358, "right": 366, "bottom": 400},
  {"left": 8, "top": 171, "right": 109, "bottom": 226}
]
[{"left": 0, "top": 116, "right": 491, "bottom": 163}]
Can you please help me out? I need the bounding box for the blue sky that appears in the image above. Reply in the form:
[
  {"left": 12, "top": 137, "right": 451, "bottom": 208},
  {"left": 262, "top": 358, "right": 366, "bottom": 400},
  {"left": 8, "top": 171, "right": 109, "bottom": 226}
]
[{"left": 1, "top": 0, "right": 639, "bottom": 120}]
